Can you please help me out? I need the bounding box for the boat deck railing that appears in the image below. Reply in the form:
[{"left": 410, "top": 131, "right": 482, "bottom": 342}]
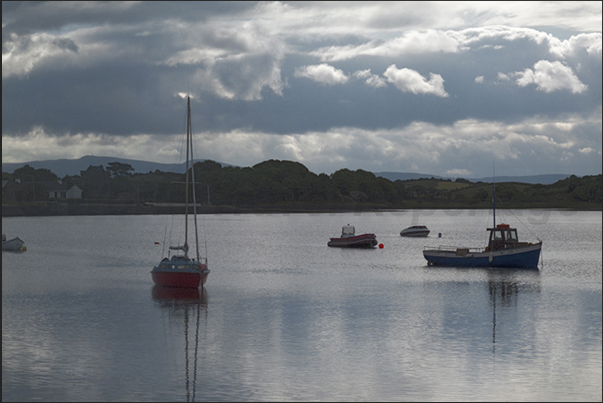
[{"left": 423, "top": 245, "right": 487, "bottom": 253}]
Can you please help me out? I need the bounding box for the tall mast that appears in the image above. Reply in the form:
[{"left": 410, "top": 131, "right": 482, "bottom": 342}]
[
  {"left": 184, "top": 96, "right": 191, "bottom": 256},
  {"left": 189, "top": 99, "right": 201, "bottom": 262},
  {"left": 492, "top": 162, "right": 496, "bottom": 228}
]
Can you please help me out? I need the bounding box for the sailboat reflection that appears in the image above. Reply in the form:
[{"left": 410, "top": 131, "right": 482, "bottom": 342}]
[
  {"left": 152, "top": 286, "right": 208, "bottom": 402},
  {"left": 487, "top": 269, "right": 540, "bottom": 353}
]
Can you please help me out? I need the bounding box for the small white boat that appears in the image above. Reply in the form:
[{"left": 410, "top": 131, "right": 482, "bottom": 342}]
[
  {"left": 2, "top": 234, "right": 26, "bottom": 251},
  {"left": 400, "top": 225, "right": 430, "bottom": 237}
]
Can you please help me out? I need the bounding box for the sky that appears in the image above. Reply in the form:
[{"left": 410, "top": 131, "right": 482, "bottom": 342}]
[{"left": 2, "top": 1, "right": 602, "bottom": 178}]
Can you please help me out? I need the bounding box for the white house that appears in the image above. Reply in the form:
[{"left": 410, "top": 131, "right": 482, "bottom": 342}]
[{"left": 47, "top": 182, "right": 83, "bottom": 199}]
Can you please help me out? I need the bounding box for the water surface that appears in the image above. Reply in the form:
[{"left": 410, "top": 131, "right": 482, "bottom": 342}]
[{"left": 2, "top": 210, "right": 601, "bottom": 401}]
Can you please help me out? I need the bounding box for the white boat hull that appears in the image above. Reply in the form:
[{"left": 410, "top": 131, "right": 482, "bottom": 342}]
[
  {"left": 400, "top": 226, "right": 430, "bottom": 237},
  {"left": 2, "top": 237, "right": 25, "bottom": 251},
  {"left": 400, "top": 230, "right": 430, "bottom": 237}
]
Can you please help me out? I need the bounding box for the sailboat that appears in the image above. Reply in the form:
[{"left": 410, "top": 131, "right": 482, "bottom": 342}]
[
  {"left": 151, "top": 96, "right": 210, "bottom": 288},
  {"left": 423, "top": 170, "right": 542, "bottom": 269}
]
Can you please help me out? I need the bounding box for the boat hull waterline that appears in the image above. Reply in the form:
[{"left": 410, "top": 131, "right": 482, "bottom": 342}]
[
  {"left": 400, "top": 232, "right": 430, "bottom": 237},
  {"left": 423, "top": 242, "right": 542, "bottom": 269},
  {"left": 152, "top": 256, "right": 209, "bottom": 288},
  {"left": 151, "top": 271, "right": 209, "bottom": 288},
  {"left": 400, "top": 229, "right": 430, "bottom": 237},
  {"left": 328, "top": 234, "right": 378, "bottom": 248}
]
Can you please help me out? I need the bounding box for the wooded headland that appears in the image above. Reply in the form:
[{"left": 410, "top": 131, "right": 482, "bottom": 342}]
[{"left": 3, "top": 159, "right": 601, "bottom": 216}]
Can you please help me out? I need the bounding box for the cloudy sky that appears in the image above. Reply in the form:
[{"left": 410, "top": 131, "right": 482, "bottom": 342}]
[{"left": 2, "top": 1, "right": 602, "bottom": 178}]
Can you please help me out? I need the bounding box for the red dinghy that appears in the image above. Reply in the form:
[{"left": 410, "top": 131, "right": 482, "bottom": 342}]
[{"left": 328, "top": 224, "right": 378, "bottom": 248}]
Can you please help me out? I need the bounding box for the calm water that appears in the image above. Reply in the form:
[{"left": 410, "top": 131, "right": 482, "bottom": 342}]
[{"left": 2, "top": 210, "right": 602, "bottom": 402}]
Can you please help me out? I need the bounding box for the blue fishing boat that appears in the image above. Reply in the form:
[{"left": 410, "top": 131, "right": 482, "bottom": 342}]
[
  {"left": 423, "top": 172, "right": 542, "bottom": 269},
  {"left": 422, "top": 223, "right": 542, "bottom": 268}
]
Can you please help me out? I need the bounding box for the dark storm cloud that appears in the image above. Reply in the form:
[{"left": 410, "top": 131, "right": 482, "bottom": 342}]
[
  {"left": 2, "top": 1, "right": 601, "bottom": 177},
  {"left": 2, "top": 52, "right": 183, "bottom": 136},
  {"left": 3, "top": 24, "right": 596, "bottom": 136},
  {"left": 1, "top": 1, "right": 254, "bottom": 36}
]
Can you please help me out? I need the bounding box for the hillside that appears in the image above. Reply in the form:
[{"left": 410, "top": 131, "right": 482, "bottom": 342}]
[
  {"left": 1, "top": 155, "right": 231, "bottom": 177},
  {"left": 374, "top": 172, "right": 571, "bottom": 185},
  {"left": 3, "top": 156, "right": 577, "bottom": 185},
  {"left": 3, "top": 159, "right": 601, "bottom": 215}
]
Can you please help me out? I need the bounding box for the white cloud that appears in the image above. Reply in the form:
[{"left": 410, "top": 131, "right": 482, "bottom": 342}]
[
  {"left": 294, "top": 64, "right": 348, "bottom": 85},
  {"left": 353, "top": 69, "right": 372, "bottom": 79},
  {"left": 162, "top": 47, "right": 227, "bottom": 67},
  {"left": 383, "top": 65, "right": 448, "bottom": 97},
  {"left": 3, "top": 110, "right": 600, "bottom": 177},
  {"left": 548, "top": 33, "right": 602, "bottom": 58},
  {"left": 445, "top": 169, "right": 473, "bottom": 177},
  {"left": 250, "top": 1, "right": 601, "bottom": 35},
  {"left": 307, "top": 26, "right": 601, "bottom": 71},
  {"left": 193, "top": 52, "right": 285, "bottom": 101},
  {"left": 0, "top": 127, "right": 174, "bottom": 164},
  {"left": 475, "top": 76, "right": 484, "bottom": 84},
  {"left": 311, "top": 29, "right": 463, "bottom": 62},
  {"left": 579, "top": 147, "right": 596, "bottom": 155},
  {"left": 353, "top": 69, "right": 387, "bottom": 88},
  {"left": 365, "top": 75, "right": 388, "bottom": 88},
  {"left": 472, "top": 1, "right": 602, "bottom": 32},
  {"left": 514, "top": 60, "right": 588, "bottom": 93},
  {"left": 160, "top": 22, "right": 287, "bottom": 101},
  {"left": 2, "top": 32, "right": 79, "bottom": 78}
]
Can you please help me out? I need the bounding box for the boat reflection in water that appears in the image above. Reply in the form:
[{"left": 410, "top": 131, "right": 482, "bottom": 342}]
[
  {"left": 152, "top": 285, "right": 208, "bottom": 304},
  {"left": 487, "top": 269, "right": 540, "bottom": 353},
  {"left": 152, "top": 286, "right": 208, "bottom": 402}
]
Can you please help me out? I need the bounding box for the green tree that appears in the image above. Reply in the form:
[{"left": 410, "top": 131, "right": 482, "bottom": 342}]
[
  {"left": 13, "top": 165, "right": 58, "bottom": 182},
  {"left": 106, "top": 162, "right": 134, "bottom": 178}
]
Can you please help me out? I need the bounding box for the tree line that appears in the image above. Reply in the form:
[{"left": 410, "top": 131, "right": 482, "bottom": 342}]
[{"left": 3, "top": 159, "right": 602, "bottom": 210}]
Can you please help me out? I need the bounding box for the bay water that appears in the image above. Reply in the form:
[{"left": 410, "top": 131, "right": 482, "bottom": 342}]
[{"left": 2, "top": 210, "right": 601, "bottom": 401}]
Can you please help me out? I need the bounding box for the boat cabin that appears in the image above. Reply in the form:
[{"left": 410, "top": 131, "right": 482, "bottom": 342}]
[
  {"left": 341, "top": 224, "right": 356, "bottom": 238},
  {"left": 487, "top": 224, "right": 519, "bottom": 251}
]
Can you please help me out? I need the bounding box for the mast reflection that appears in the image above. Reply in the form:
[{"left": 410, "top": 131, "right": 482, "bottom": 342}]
[
  {"left": 487, "top": 269, "right": 540, "bottom": 354},
  {"left": 152, "top": 286, "right": 208, "bottom": 402}
]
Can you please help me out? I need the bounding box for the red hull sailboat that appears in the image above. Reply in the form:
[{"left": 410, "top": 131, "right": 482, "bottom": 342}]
[
  {"left": 151, "top": 96, "right": 210, "bottom": 288},
  {"left": 151, "top": 258, "right": 209, "bottom": 288}
]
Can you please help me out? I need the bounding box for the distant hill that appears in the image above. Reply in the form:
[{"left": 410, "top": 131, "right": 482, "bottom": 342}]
[
  {"left": 3, "top": 156, "right": 574, "bottom": 185},
  {"left": 374, "top": 171, "right": 444, "bottom": 181},
  {"left": 469, "top": 174, "right": 572, "bottom": 184},
  {"left": 2, "top": 155, "right": 231, "bottom": 177},
  {"left": 374, "top": 171, "right": 571, "bottom": 185}
]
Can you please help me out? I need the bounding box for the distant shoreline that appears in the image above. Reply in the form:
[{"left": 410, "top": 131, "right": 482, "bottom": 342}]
[{"left": 3, "top": 201, "right": 601, "bottom": 217}]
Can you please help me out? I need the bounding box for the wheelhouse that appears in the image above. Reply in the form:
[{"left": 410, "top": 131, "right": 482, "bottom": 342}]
[{"left": 487, "top": 224, "right": 519, "bottom": 250}]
